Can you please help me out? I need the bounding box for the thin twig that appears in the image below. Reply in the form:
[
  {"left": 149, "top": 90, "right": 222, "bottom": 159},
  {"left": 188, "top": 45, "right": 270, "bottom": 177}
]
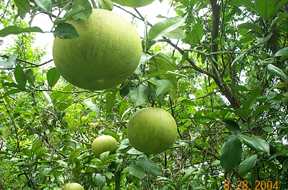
[
  {"left": 0, "top": 0, "right": 11, "bottom": 22},
  {"left": 0, "top": 56, "right": 53, "bottom": 70},
  {"left": 114, "top": 4, "right": 144, "bottom": 22},
  {"left": 133, "top": 8, "right": 153, "bottom": 26},
  {"left": 159, "top": 37, "right": 216, "bottom": 79},
  {"left": 116, "top": 6, "right": 217, "bottom": 81},
  {"left": 28, "top": 88, "right": 91, "bottom": 94}
]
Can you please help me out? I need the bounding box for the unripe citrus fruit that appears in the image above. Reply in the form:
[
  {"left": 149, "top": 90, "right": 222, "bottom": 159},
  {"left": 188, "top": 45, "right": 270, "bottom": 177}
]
[
  {"left": 92, "top": 135, "right": 118, "bottom": 156},
  {"left": 128, "top": 107, "right": 177, "bottom": 154},
  {"left": 53, "top": 9, "right": 142, "bottom": 90},
  {"left": 112, "top": 0, "right": 154, "bottom": 7},
  {"left": 63, "top": 183, "right": 84, "bottom": 190}
]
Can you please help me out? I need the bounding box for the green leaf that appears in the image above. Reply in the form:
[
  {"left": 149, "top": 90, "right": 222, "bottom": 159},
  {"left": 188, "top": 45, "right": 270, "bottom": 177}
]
[
  {"left": 135, "top": 158, "right": 162, "bottom": 176},
  {"left": 184, "top": 22, "right": 204, "bottom": 44},
  {"left": 47, "top": 67, "right": 60, "bottom": 88},
  {"left": 2, "top": 82, "right": 17, "bottom": 88},
  {"left": 223, "top": 119, "right": 240, "bottom": 134},
  {"left": 14, "top": 0, "right": 30, "bottom": 18},
  {"left": 243, "top": 88, "right": 261, "bottom": 110},
  {"left": 128, "top": 85, "right": 149, "bottom": 106},
  {"left": 51, "top": 85, "right": 73, "bottom": 111},
  {"left": 14, "top": 65, "right": 26, "bottom": 90},
  {"left": 147, "top": 53, "right": 176, "bottom": 77},
  {"left": 94, "top": 173, "right": 106, "bottom": 187},
  {"left": 126, "top": 165, "right": 146, "bottom": 179},
  {"left": 118, "top": 139, "right": 129, "bottom": 150},
  {"left": 256, "top": 33, "right": 273, "bottom": 44},
  {"left": 65, "top": 0, "right": 92, "bottom": 21},
  {"left": 105, "top": 91, "right": 116, "bottom": 113},
  {"left": 25, "top": 69, "right": 35, "bottom": 85},
  {"left": 255, "top": 0, "right": 278, "bottom": 19},
  {"left": 4, "top": 89, "right": 23, "bottom": 96},
  {"left": 239, "top": 134, "right": 270, "bottom": 154},
  {"left": 275, "top": 47, "right": 288, "bottom": 59},
  {"left": 127, "top": 158, "right": 162, "bottom": 179},
  {"left": 127, "top": 148, "right": 143, "bottom": 155},
  {"left": 220, "top": 135, "right": 242, "bottom": 171},
  {"left": 239, "top": 154, "right": 258, "bottom": 177},
  {"left": 34, "top": 0, "right": 52, "bottom": 12},
  {"left": 99, "top": 0, "right": 113, "bottom": 10},
  {"left": 165, "top": 27, "right": 185, "bottom": 40},
  {"left": 231, "top": 0, "right": 255, "bottom": 9},
  {"left": 149, "top": 78, "right": 174, "bottom": 97},
  {"left": 267, "top": 64, "right": 288, "bottom": 82},
  {"left": 0, "top": 26, "right": 43, "bottom": 37},
  {"left": 83, "top": 98, "right": 98, "bottom": 112},
  {"left": 54, "top": 22, "right": 79, "bottom": 39},
  {"left": 147, "top": 17, "right": 185, "bottom": 41}
]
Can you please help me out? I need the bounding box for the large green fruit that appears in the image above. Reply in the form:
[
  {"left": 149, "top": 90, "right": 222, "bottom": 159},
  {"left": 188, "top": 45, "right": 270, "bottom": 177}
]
[
  {"left": 92, "top": 135, "right": 118, "bottom": 156},
  {"left": 112, "top": 0, "right": 154, "bottom": 7},
  {"left": 53, "top": 9, "right": 142, "bottom": 90},
  {"left": 63, "top": 183, "right": 84, "bottom": 190},
  {"left": 128, "top": 107, "right": 177, "bottom": 154}
]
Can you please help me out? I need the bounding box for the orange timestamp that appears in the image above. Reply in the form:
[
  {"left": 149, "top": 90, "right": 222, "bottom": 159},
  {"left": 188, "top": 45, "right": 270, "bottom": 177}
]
[{"left": 224, "top": 179, "right": 281, "bottom": 190}]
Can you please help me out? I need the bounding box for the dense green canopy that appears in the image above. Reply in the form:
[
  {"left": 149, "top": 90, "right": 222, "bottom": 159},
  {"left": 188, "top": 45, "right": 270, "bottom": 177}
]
[{"left": 0, "top": 0, "right": 287, "bottom": 189}]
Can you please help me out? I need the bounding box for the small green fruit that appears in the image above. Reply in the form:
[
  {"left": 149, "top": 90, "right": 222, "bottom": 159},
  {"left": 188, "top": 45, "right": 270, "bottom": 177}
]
[
  {"left": 92, "top": 135, "right": 118, "bottom": 156},
  {"left": 112, "top": 0, "right": 154, "bottom": 7},
  {"left": 63, "top": 183, "right": 84, "bottom": 190},
  {"left": 128, "top": 107, "right": 177, "bottom": 154},
  {"left": 53, "top": 9, "right": 142, "bottom": 90}
]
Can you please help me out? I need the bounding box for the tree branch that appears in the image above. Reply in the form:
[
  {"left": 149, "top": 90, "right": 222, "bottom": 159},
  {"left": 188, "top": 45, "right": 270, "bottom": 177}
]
[
  {"left": 114, "top": 4, "right": 144, "bottom": 22},
  {"left": 0, "top": 0, "right": 11, "bottom": 22},
  {"left": 0, "top": 55, "right": 53, "bottom": 70},
  {"left": 209, "top": 0, "right": 240, "bottom": 109},
  {"left": 210, "top": 0, "right": 220, "bottom": 60},
  {"left": 160, "top": 37, "right": 216, "bottom": 79}
]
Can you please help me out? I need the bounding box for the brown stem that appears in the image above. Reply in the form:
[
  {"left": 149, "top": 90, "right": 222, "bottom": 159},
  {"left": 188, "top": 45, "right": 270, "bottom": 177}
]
[
  {"left": 209, "top": 0, "right": 240, "bottom": 109},
  {"left": 210, "top": 0, "right": 220, "bottom": 61}
]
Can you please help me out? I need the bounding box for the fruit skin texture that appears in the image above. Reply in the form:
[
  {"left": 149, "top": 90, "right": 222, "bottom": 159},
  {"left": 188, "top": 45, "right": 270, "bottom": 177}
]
[
  {"left": 92, "top": 135, "right": 118, "bottom": 156},
  {"left": 112, "top": 0, "right": 154, "bottom": 7},
  {"left": 128, "top": 107, "right": 177, "bottom": 154},
  {"left": 63, "top": 183, "right": 84, "bottom": 190},
  {"left": 53, "top": 9, "right": 142, "bottom": 90}
]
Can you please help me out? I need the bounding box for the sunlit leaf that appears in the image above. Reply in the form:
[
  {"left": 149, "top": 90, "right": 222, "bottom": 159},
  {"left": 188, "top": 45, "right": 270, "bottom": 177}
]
[
  {"left": 47, "top": 67, "right": 60, "bottom": 88},
  {"left": 239, "top": 134, "right": 270, "bottom": 154},
  {"left": 128, "top": 85, "right": 149, "bottom": 106},
  {"left": 14, "top": 0, "right": 30, "bottom": 17},
  {"left": 64, "top": 0, "right": 92, "bottom": 21},
  {"left": 34, "top": 0, "right": 52, "bottom": 12},
  {"left": 0, "top": 26, "right": 42, "bottom": 37},
  {"left": 267, "top": 64, "right": 288, "bottom": 82},
  {"left": 147, "top": 17, "right": 185, "bottom": 41},
  {"left": 239, "top": 154, "right": 258, "bottom": 177},
  {"left": 275, "top": 47, "right": 288, "bottom": 59}
]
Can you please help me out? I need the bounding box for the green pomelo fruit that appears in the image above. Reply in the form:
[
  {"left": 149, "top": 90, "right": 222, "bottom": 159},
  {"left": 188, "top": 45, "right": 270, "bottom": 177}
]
[
  {"left": 128, "top": 107, "right": 177, "bottom": 154},
  {"left": 63, "top": 183, "right": 84, "bottom": 190},
  {"left": 92, "top": 135, "right": 118, "bottom": 156},
  {"left": 53, "top": 9, "right": 142, "bottom": 90},
  {"left": 112, "top": 0, "right": 154, "bottom": 7}
]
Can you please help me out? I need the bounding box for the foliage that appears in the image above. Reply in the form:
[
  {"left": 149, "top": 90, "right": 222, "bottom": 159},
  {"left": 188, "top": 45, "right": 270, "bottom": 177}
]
[{"left": 0, "top": 0, "right": 288, "bottom": 189}]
